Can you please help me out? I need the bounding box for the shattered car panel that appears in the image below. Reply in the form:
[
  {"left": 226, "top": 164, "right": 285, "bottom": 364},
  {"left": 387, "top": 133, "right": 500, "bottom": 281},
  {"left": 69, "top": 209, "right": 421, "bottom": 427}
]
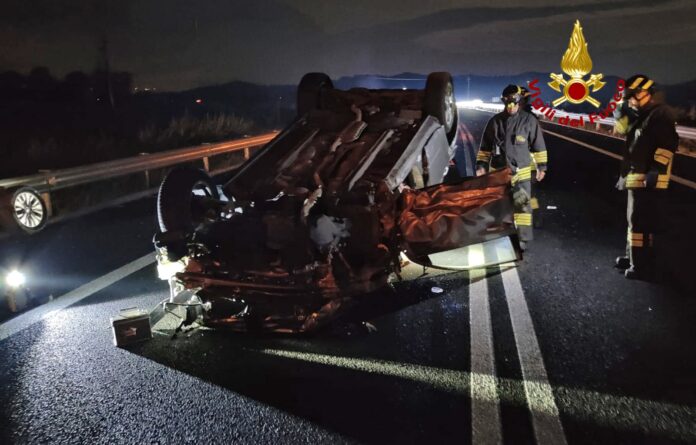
[{"left": 153, "top": 73, "right": 516, "bottom": 333}]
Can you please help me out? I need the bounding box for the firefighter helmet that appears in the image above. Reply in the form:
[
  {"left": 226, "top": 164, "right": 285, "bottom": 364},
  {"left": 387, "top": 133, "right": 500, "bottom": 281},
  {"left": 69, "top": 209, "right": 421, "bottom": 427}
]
[
  {"left": 501, "top": 84, "right": 522, "bottom": 104},
  {"left": 625, "top": 74, "right": 655, "bottom": 98}
]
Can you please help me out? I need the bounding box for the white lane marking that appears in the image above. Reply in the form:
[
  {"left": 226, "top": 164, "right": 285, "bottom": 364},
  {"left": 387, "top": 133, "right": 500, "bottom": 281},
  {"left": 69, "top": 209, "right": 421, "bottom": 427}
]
[
  {"left": 0, "top": 253, "right": 155, "bottom": 342},
  {"left": 468, "top": 243, "right": 502, "bottom": 445},
  {"left": 544, "top": 129, "right": 696, "bottom": 190},
  {"left": 543, "top": 129, "right": 622, "bottom": 160},
  {"left": 262, "top": 348, "right": 696, "bottom": 443},
  {"left": 497, "top": 249, "right": 568, "bottom": 445}
]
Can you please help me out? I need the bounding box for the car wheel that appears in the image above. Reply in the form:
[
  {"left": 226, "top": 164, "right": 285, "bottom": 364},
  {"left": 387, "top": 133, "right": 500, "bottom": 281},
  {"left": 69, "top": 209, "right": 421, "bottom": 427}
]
[
  {"left": 157, "top": 167, "right": 220, "bottom": 233},
  {"left": 297, "top": 72, "right": 333, "bottom": 117},
  {"left": 424, "top": 72, "right": 459, "bottom": 144},
  {"left": 11, "top": 187, "right": 48, "bottom": 233}
]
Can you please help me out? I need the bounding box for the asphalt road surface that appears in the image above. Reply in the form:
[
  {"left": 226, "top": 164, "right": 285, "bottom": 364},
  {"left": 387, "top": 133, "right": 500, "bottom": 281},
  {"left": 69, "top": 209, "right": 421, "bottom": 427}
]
[{"left": 1, "top": 109, "right": 695, "bottom": 444}]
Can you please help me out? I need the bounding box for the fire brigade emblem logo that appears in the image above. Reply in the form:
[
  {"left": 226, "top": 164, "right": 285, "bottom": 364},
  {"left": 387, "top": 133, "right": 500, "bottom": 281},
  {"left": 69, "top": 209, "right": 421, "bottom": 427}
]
[{"left": 548, "top": 20, "right": 605, "bottom": 107}]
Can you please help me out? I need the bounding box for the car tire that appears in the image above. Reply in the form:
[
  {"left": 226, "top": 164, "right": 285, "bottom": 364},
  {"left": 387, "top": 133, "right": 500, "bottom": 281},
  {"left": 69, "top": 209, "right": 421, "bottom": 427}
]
[
  {"left": 157, "top": 167, "right": 220, "bottom": 233},
  {"left": 297, "top": 72, "right": 333, "bottom": 117},
  {"left": 11, "top": 187, "right": 48, "bottom": 234},
  {"left": 424, "top": 72, "right": 459, "bottom": 144}
]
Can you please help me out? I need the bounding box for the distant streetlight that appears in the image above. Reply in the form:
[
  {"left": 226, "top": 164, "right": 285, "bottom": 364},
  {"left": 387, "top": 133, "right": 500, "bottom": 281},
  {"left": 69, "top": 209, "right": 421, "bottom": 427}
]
[
  {"left": 195, "top": 99, "right": 203, "bottom": 104},
  {"left": 6, "top": 270, "right": 26, "bottom": 288}
]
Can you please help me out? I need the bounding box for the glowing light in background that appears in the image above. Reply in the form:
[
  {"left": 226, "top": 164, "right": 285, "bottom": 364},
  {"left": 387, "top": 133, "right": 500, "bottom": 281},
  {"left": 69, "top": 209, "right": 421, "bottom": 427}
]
[
  {"left": 456, "top": 99, "right": 484, "bottom": 108},
  {"left": 6, "top": 270, "right": 26, "bottom": 288}
]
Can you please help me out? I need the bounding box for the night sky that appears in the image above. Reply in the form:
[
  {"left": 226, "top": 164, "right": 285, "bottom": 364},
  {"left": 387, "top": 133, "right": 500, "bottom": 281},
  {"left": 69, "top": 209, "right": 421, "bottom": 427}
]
[{"left": 1, "top": 0, "right": 695, "bottom": 91}]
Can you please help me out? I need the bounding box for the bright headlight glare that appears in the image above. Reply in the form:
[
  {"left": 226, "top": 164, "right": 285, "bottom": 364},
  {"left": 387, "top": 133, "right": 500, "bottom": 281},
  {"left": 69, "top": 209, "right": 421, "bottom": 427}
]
[
  {"left": 157, "top": 259, "right": 186, "bottom": 280},
  {"left": 6, "top": 270, "right": 26, "bottom": 288}
]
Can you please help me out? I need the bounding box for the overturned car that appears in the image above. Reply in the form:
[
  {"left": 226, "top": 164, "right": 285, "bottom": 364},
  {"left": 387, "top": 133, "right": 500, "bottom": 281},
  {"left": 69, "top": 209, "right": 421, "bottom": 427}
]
[{"left": 153, "top": 72, "right": 517, "bottom": 333}]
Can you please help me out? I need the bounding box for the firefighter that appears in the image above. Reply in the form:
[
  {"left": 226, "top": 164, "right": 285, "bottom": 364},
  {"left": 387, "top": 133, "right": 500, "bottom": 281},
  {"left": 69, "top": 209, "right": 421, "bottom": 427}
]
[
  {"left": 476, "top": 84, "right": 548, "bottom": 250},
  {"left": 519, "top": 85, "right": 543, "bottom": 226},
  {"left": 613, "top": 74, "right": 679, "bottom": 280}
]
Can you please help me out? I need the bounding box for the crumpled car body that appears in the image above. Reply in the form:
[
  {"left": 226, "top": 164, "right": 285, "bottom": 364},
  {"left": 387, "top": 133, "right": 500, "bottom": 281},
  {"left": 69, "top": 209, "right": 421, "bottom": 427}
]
[{"left": 153, "top": 73, "right": 517, "bottom": 333}]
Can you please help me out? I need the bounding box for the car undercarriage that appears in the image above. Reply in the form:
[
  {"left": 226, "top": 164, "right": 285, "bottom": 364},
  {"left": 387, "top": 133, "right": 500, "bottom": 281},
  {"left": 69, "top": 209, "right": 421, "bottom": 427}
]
[{"left": 153, "top": 72, "right": 517, "bottom": 333}]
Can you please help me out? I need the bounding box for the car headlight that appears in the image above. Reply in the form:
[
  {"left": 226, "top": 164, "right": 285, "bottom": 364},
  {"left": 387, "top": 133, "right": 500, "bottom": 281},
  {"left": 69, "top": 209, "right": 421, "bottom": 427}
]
[{"left": 6, "top": 270, "right": 26, "bottom": 288}]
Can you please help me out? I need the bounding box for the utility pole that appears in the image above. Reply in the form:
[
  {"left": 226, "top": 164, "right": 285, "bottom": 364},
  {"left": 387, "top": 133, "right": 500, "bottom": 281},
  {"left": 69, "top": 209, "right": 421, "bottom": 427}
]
[{"left": 98, "top": 37, "right": 115, "bottom": 110}]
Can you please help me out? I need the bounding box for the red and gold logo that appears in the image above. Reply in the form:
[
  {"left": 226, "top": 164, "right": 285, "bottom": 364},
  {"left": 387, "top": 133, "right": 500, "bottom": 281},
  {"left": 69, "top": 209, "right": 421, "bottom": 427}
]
[{"left": 548, "top": 20, "right": 605, "bottom": 107}]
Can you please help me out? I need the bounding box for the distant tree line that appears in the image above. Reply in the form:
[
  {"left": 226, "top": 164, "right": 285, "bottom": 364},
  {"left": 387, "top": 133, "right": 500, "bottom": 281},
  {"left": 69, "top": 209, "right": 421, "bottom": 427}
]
[
  {"left": 0, "top": 67, "right": 133, "bottom": 107},
  {"left": 0, "top": 67, "right": 266, "bottom": 178}
]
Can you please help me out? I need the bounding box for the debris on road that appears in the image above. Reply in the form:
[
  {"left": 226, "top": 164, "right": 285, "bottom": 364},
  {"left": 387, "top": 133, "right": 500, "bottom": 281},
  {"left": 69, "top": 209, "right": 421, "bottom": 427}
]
[{"left": 111, "top": 307, "right": 152, "bottom": 347}]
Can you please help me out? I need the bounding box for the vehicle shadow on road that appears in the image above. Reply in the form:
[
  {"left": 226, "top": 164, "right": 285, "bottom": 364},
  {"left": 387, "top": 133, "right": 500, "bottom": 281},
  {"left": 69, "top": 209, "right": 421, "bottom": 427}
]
[{"left": 124, "top": 272, "right": 509, "bottom": 444}]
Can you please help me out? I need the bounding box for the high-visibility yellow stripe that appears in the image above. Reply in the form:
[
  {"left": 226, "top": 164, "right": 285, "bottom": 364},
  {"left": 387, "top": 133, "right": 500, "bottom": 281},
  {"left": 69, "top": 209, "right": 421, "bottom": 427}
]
[
  {"left": 642, "top": 80, "right": 654, "bottom": 90},
  {"left": 628, "top": 232, "right": 653, "bottom": 247},
  {"left": 626, "top": 180, "right": 645, "bottom": 188},
  {"left": 656, "top": 175, "right": 670, "bottom": 189},
  {"left": 530, "top": 197, "right": 539, "bottom": 210},
  {"left": 514, "top": 213, "right": 532, "bottom": 226},
  {"left": 655, "top": 152, "right": 674, "bottom": 189},
  {"left": 654, "top": 154, "right": 671, "bottom": 165},
  {"left": 532, "top": 151, "right": 548, "bottom": 164},
  {"left": 629, "top": 77, "right": 644, "bottom": 89},
  {"left": 477, "top": 150, "right": 491, "bottom": 162},
  {"left": 512, "top": 166, "right": 532, "bottom": 184},
  {"left": 629, "top": 237, "right": 654, "bottom": 247},
  {"left": 626, "top": 173, "right": 646, "bottom": 189},
  {"left": 654, "top": 148, "right": 673, "bottom": 165},
  {"left": 514, "top": 220, "right": 532, "bottom": 227},
  {"left": 626, "top": 173, "right": 645, "bottom": 181}
]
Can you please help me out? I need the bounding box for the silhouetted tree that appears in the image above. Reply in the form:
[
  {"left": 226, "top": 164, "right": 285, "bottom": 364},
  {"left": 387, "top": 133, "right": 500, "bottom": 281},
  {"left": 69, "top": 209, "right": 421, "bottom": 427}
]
[
  {"left": 27, "top": 67, "right": 57, "bottom": 101},
  {"left": 111, "top": 71, "right": 133, "bottom": 104},
  {"left": 0, "top": 70, "right": 24, "bottom": 101},
  {"left": 62, "top": 71, "right": 92, "bottom": 103}
]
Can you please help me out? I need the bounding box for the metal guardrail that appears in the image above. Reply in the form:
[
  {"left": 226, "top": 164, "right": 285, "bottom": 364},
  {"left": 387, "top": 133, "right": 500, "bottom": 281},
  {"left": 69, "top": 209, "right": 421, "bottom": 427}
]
[
  {"left": 0, "top": 133, "right": 278, "bottom": 192},
  {"left": 0, "top": 132, "right": 278, "bottom": 233},
  {"left": 457, "top": 102, "right": 696, "bottom": 142}
]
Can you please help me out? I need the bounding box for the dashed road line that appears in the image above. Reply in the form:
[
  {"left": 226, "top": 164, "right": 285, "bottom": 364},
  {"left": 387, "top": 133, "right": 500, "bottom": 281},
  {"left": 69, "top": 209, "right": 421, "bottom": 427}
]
[
  {"left": 498, "top": 247, "right": 568, "bottom": 445},
  {"left": 0, "top": 253, "right": 155, "bottom": 342},
  {"left": 468, "top": 243, "right": 502, "bottom": 445}
]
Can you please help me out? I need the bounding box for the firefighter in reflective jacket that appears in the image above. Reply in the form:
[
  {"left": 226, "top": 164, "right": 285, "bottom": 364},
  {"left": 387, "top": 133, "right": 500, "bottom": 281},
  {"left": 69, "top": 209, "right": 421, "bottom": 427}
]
[
  {"left": 476, "top": 85, "right": 548, "bottom": 249},
  {"left": 519, "top": 85, "right": 542, "bottom": 225},
  {"left": 613, "top": 74, "right": 679, "bottom": 279}
]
